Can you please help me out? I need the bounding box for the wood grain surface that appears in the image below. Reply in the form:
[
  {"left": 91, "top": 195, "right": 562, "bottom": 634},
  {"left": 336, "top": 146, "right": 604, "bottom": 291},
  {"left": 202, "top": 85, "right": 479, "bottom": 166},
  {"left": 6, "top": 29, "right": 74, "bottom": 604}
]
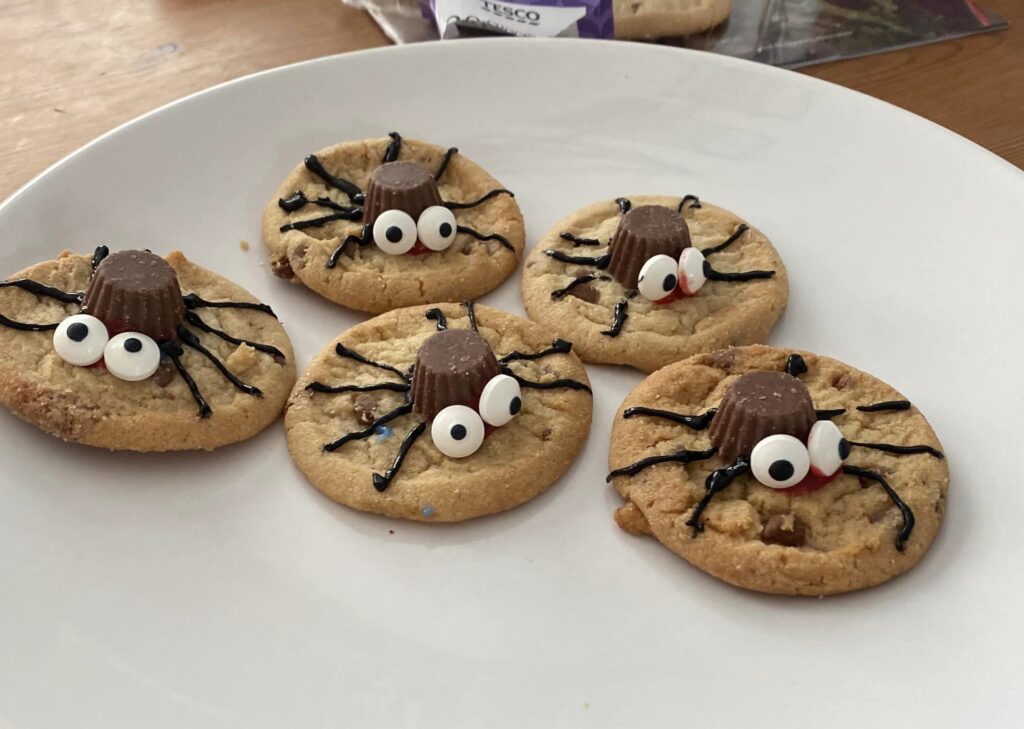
[{"left": 1, "top": 0, "right": 1020, "bottom": 201}]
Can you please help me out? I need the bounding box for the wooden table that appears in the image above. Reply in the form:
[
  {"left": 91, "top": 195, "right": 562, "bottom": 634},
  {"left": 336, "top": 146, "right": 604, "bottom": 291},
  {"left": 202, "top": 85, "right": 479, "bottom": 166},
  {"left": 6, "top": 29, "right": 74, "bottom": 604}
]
[{"left": 2, "top": 0, "right": 1021, "bottom": 200}]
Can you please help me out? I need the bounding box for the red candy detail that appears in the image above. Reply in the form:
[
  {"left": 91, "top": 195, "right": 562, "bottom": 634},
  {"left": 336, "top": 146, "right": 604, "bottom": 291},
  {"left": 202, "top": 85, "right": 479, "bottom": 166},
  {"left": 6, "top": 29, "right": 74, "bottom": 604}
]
[
  {"left": 786, "top": 469, "right": 840, "bottom": 495},
  {"left": 408, "top": 241, "right": 430, "bottom": 256},
  {"left": 654, "top": 290, "right": 684, "bottom": 306}
]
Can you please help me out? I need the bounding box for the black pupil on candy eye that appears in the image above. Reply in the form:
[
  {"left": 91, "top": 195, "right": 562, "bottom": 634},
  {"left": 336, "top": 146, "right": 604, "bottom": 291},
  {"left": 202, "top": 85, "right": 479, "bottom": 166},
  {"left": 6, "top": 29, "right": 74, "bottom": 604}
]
[
  {"left": 67, "top": 323, "right": 89, "bottom": 342},
  {"left": 124, "top": 337, "right": 143, "bottom": 353},
  {"left": 839, "top": 438, "right": 852, "bottom": 459},
  {"left": 386, "top": 226, "right": 403, "bottom": 243},
  {"left": 769, "top": 460, "right": 794, "bottom": 482},
  {"left": 451, "top": 424, "right": 467, "bottom": 440},
  {"left": 663, "top": 274, "right": 677, "bottom": 292},
  {"left": 439, "top": 222, "right": 453, "bottom": 238},
  {"left": 509, "top": 396, "right": 522, "bottom": 415}
]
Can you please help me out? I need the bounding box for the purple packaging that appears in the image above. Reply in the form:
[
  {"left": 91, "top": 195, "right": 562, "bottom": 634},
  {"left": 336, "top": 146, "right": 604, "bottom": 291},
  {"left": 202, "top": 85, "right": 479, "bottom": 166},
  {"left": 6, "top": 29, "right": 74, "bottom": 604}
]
[{"left": 423, "top": 0, "right": 613, "bottom": 39}]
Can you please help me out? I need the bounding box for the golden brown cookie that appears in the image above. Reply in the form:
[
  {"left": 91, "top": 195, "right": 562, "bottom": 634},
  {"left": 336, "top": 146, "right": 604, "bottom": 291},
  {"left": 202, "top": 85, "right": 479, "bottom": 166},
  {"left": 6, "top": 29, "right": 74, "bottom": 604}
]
[
  {"left": 0, "top": 247, "right": 296, "bottom": 451},
  {"left": 286, "top": 302, "right": 592, "bottom": 522},
  {"left": 608, "top": 345, "right": 949, "bottom": 595},
  {"left": 521, "top": 195, "right": 787, "bottom": 373},
  {"left": 263, "top": 133, "right": 524, "bottom": 314},
  {"left": 614, "top": 0, "right": 730, "bottom": 40}
]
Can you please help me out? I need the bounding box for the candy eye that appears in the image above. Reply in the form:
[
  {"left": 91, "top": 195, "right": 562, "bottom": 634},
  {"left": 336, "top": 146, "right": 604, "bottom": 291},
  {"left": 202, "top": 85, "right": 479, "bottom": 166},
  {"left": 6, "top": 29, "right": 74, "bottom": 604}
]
[
  {"left": 807, "top": 420, "right": 850, "bottom": 477},
  {"left": 750, "top": 434, "right": 810, "bottom": 489},
  {"left": 417, "top": 205, "right": 457, "bottom": 252},
  {"left": 372, "top": 209, "right": 417, "bottom": 255},
  {"left": 53, "top": 314, "right": 109, "bottom": 366},
  {"left": 478, "top": 374, "right": 522, "bottom": 427},
  {"left": 677, "top": 248, "right": 707, "bottom": 295},
  {"left": 104, "top": 332, "right": 161, "bottom": 381},
  {"left": 431, "top": 404, "right": 485, "bottom": 458},
  {"left": 637, "top": 255, "right": 678, "bottom": 301}
]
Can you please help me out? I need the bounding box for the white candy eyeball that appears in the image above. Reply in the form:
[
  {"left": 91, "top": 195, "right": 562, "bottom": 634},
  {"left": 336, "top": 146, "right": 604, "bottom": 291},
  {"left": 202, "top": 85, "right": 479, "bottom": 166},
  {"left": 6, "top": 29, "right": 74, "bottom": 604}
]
[
  {"left": 807, "top": 420, "right": 850, "bottom": 477},
  {"left": 678, "top": 247, "right": 707, "bottom": 295},
  {"left": 478, "top": 374, "right": 522, "bottom": 427},
  {"left": 372, "top": 209, "right": 417, "bottom": 255},
  {"left": 104, "top": 332, "right": 161, "bottom": 381},
  {"left": 637, "top": 255, "right": 679, "bottom": 301},
  {"left": 53, "top": 314, "right": 109, "bottom": 366},
  {"left": 417, "top": 205, "right": 457, "bottom": 252},
  {"left": 750, "top": 434, "right": 811, "bottom": 489},
  {"left": 431, "top": 404, "right": 485, "bottom": 458}
]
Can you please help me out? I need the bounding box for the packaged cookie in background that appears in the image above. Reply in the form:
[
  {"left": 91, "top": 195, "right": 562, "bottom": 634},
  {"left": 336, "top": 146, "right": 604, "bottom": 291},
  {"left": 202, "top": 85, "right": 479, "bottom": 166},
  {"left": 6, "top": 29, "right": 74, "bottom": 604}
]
[
  {"left": 521, "top": 195, "right": 787, "bottom": 372},
  {"left": 608, "top": 345, "right": 948, "bottom": 596},
  {"left": 286, "top": 301, "right": 592, "bottom": 522},
  {"left": 0, "top": 248, "right": 296, "bottom": 451},
  {"left": 264, "top": 133, "right": 524, "bottom": 314}
]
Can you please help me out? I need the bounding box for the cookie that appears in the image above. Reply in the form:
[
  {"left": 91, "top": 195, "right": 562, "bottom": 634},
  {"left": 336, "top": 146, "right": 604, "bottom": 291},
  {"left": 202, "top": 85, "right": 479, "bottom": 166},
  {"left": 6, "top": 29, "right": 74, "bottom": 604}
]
[
  {"left": 608, "top": 345, "right": 948, "bottom": 595},
  {"left": 263, "top": 133, "right": 525, "bottom": 314},
  {"left": 614, "top": 0, "right": 730, "bottom": 39},
  {"left": 286, "top": 302, "right": 592, "bottom": 522},
  {"left": 521, "top": 195, "right": 787, "bottom": 372},
  {"left": 0, "top": 247, "right": 296, "bottom": 451}
]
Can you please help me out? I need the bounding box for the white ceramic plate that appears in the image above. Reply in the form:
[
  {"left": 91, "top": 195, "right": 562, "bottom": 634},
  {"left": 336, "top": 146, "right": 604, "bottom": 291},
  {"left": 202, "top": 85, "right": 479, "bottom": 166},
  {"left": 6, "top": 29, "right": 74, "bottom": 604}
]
[{"left": 1, "top": 39, "right": 1021, "bottom": 728}]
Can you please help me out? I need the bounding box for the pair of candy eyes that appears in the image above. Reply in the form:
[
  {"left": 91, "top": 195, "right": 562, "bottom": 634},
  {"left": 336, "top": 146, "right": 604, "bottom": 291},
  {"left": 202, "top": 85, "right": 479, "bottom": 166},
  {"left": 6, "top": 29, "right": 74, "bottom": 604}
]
[
  {"left": 373, "top": 206, "right": 457, "bottom": 255},
  {"left": 636, "top": 248, "right": 707, "bottom": 302},
  {"left": 750, "top": 420, "right": 851, "bottom": 489},
  {"left": 430, "top": 374, "right": 523, "bottom": 458},
  {"left": 52, "top": 314, "right": 161, "bottom": 382}
]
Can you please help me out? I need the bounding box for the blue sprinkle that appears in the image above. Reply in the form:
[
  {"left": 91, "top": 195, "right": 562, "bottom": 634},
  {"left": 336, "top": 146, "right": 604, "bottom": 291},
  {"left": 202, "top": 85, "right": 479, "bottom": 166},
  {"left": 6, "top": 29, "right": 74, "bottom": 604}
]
[
  {"left": 421, "top": 506, "right": 435, "bottom": 517},
  {"left": 375, "top": 426, "right": 393, "bottom": 441}
]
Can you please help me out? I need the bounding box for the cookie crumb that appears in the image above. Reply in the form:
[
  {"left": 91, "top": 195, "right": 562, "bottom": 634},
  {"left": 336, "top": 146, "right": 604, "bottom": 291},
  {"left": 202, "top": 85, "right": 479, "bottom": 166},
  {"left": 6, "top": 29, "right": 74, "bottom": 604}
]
[
  {"left": 761, "top": 513, "right": 807, "bottom": 547},
  {"left": 239, "top": 240, "right": 250, "bottom": 252},
  {"left": 541, "top": 427, "right": 553, "bottom": 441},
  {"left": 833, "top": 372, "right": 852, "bottom": 390},
  {"left": 615, "top": 502, "right": 652, "bottom": 536}
]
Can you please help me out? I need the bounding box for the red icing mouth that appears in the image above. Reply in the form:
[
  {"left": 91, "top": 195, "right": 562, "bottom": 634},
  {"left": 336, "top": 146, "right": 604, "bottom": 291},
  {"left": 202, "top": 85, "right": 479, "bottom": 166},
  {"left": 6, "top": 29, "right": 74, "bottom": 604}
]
[
  {"left": 785, "top": 469, "right": 840, "bottom": 495},
  {"left": 408, "top": 241, "right": 431, "bottom": 256},
  {"left": 654, "top": 290, "right": 684, "bottom": 306}
]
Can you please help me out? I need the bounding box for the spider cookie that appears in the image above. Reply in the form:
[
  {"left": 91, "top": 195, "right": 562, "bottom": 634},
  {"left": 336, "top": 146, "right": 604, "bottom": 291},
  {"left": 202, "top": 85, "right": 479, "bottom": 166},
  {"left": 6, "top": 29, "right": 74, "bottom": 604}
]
[
  {"left": 521, "top": 196, "right": 788, "bottom": 372},
  {"left": 614, "top": 0, "right": 730, "bottom": 40},
  {"left": 608, "top": 345, "right": 948, "bottom": 595},
  {"left": 263, "top": 132, "right": 524, "bottom": 314},
  {"left": 0, "top": 247, "right": 295, "bottom": 451},
  {"left": 286, "top": 302, "right": 592, "bottom": 521}
]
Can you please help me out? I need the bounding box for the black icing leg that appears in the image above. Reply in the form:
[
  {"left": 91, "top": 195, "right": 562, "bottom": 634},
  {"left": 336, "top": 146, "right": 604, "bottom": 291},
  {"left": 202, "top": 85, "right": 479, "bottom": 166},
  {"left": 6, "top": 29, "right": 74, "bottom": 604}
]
[
  {"left": 444, "top": 189, "right": 514, "bottom": 210},
  {"left": 161, "top": 341, "right": 212, "bottom": 418},
  {"left": 623, "top": 407, "right": 717, "bottom": 430},
  {"left": 307, "top": 381, "right": 410, "bottom": 395},
  {"left": 91, "top": 245, "right": 110, "bottom": 270},
  {"left": 0, "top": 279, "right": 83, "bottom": 304},
  {"left": 383, "top": 131, "right": 402, "bottom": 163},
  {"left": 606, "top": 447, "right": 717, "bottom": 481},
  {"left": 372, "top": 421, "right": 427, "bottom": 492},
  {"left": 686, "top": 457, "right": 750, "bottom": 535},
  {"left": 559, "top": 233, "right": 602, "bottom": 247},
  {"left": 815, "top": 408, "right": 846, "bottom": 420},
  {"left": 616, "top": 197, "right": 632, "bottom": 215},
  {"left": 551, "top": 274, "right": 609, "bottom": 300},
  {"left": 181, "top": 293, "right": 275, "bottom": 317},
  {"left": 304, "top": 154, "right": 364, "bottom": 203},
  {"left": 183, "top": 311, "right": 284, "bottom": 360},
  {"left": 456, "top": 225, "right": 514, "bottom": 251},
  {"left": 327, "top": 224, "right": 372, "bottom": 269},
  {"left": 703, "top": 260, "right": 775, "bottom": 283},
  {"left": 700, "top": 225, "right": 750, "bottom": 256},
  {"left": 499, "top": 339, "right": 572, "bottom": 363},
  {"left": 843, "top": 465, "right": 915, "bottom": 550},
  {"left": 323, "top": 402, "right": 413, "bottom": 452},
  {"left": 848, "top": 441, "right": 944, "bottom": 459},
  {"left": 279, "top": 208, "right": 363, "bottom": 233},
  {"left": 434, "top": 147, "right": 458, "bottom": 181},
  {"left": 857, "top": 400, "right": 911, "bottom": 413},
  {"left": 602, "top": 299, "right": 628, "bottom": 337},
  {"left": 0, "top": 313, "right": 61, "bottom": 332},
  {"left": 785, "top": 353, "right": 808, "bottom": 377},
  {"left": 177, "top": 328, "right": 262, "bottom": 396},
  {"left": 425, "top": 308, "right": 447, "bottom": 331},
  {"left": 499, "top": 365, "right": 592, "bottom": 394},
  {"left": 463, "top": 301, "right": 479, "bottom": 332},
  {"left": 677, "top": 195, "right": 702, "bottom": 213},
  {"left": 333, "top": 342, "right": 408, "bottom": 379}
]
